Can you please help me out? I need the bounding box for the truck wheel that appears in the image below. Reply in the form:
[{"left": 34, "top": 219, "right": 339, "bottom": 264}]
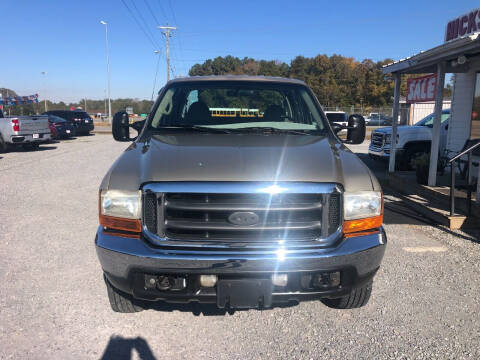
[
  {"left": 322, "top": 281, "right": 372, "bottom": 309},
  {"left": 402, "top": 145, "right": 429, "bottom": 170},
  {"left": 104, "top": 276, "right": 143, "bottom": 313},
  {"left": 0, "top": 135, "right": 7, "bottom": 153},
  {"left": 23, "top": 143, "right": 40, "bottom": 150}
]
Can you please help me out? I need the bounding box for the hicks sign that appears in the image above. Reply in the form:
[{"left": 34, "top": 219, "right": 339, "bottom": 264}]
[
  {"left": 445, "top": 8, "right": 480, "bottom": 42},
  {"left": 406, "top": 74, "right": 437, "bottom": 104}
]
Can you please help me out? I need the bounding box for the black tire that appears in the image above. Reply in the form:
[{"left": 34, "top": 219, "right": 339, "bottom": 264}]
[
  {"left": 322, "top": 281, "right": 372, "bottom": 309},
  {"left": 0, "top": 135, "right": 7, "bottom": 153},
  {"left": 104, "top": 275, "right": 143, "bottom": 313},
  {"left": 399, "top": 145, "right": 429, "bottom": 171},
  {"left": 23, "top": 143, "right": 40, "bottom": 150}
]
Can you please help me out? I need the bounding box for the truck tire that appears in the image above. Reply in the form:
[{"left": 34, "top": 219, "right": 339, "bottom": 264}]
[
  {"left": 23, "top": 143, "right": 40, "bottom": 150},
  {"left": 399, "top": 144, "right": 429, "bottom": 170},
  {"left": 322, "top": 281, "right": 372, "bottom": 309},
  {"left": 0, "top": 135, "right": 7, "bottom": 153},
  {"left": 104, "top": 276, "right": 143, "bottom": 313}
]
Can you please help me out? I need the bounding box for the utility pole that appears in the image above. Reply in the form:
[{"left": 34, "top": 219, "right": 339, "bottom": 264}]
[
  {"left": 158, "top": 23, "right": 177, "bottom": 82},
  {"left": 84, "top": 98, "right": 87, "bottom": 113}
]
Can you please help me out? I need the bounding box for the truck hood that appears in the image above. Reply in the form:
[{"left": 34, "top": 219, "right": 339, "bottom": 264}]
[
  {"left": 373, "top": 125, "right": 432, "bottom": 139},
  {"left": 102, "top": 133, "right": 378, "bottom": 192}
]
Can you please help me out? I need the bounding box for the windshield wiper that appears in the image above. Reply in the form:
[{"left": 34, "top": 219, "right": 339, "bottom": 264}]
[
  {"left": 230, "top": 127, "right": 325, "bottom": 135},
  {"left": 152, "top": 125, "right": 232, "bottom": 134}
]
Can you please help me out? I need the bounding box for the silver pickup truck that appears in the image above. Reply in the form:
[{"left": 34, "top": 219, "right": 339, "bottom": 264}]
[
  {"left": 95, "top": 76, "right": 386, "bottom": 312},
  {"left": 0, "top": 109, "right": 51, "bottom": 152}
]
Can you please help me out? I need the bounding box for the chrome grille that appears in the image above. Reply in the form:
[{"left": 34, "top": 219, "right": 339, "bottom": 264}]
[
  {"left": 370, "top": 132, "right": 385, "bottom": 148},
  {"left": 142, "top": 183, "right": 342, "bottom": 248}
]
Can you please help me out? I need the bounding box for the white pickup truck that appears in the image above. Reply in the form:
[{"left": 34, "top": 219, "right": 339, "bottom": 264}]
[
  {"left": 368, "top": 109, "right": 450, "bottom": 168},
  {"left": 0, "top": 109, "right": 51, "bottom": 152}
]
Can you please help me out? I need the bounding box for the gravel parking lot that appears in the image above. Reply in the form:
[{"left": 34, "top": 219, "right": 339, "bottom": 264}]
[{"left": 1, "top": 135, "right": 480, "bottom": 359}]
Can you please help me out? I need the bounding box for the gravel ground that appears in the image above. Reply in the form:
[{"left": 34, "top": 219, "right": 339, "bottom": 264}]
[{"left": 1, "top": 136, "right": 480, "bottom": 359}]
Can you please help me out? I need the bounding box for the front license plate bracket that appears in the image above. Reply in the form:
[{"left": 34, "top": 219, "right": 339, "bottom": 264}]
[{"left": 217, "top": 279, "right": 273, "bottom": 309}]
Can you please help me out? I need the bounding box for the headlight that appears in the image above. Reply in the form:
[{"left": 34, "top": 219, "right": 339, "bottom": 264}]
[
  {"left": 100, "top": 189, "right": 141, "bottom": 219},
  {"left": 344, "top": 191, "right": 382, "bottom": 220}
]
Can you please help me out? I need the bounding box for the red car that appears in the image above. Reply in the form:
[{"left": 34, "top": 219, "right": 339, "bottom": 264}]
[{"left": 49, "top": 121, "right": 58, "bottom": 139}]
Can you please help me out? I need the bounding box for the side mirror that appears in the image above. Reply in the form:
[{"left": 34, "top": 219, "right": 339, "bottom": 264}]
[
  {"left": 346, "top": 114, "right": 366, "bottom": 144},
  {"left": 112, "top": 111, "right": 131, "bottom": 142}
]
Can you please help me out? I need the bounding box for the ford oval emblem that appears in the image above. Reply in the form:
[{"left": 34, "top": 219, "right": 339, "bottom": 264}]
[{"left": 228, "top": 211, "right": 259, "bottom": 226}]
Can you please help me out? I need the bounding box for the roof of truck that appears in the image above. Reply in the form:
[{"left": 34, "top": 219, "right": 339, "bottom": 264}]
[{"left": 167, "top": 75, "right": 306, "bottom": 85}]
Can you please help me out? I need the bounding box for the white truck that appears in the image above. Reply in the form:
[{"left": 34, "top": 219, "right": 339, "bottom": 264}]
[
  {"left": 368, "top": 109, "right": 450, "bottom": 168},
  {"left": 324, "top": 111, "right": 348, "bottom": 127},
  {"left": 0, "top": 109, "right": 51, "bottom": 152}
]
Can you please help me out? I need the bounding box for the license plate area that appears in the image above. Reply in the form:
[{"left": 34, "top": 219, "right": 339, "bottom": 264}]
[
  {"left": 217, "top": 279, "right": 273, "bottom": 309},
  {"left": 32, "top": 133, "right": 39, "bottom": 139}
]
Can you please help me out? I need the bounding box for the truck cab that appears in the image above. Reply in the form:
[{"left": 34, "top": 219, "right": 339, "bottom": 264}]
[{"left": 95, "top": 76, "right": 386, "bottom": 312}]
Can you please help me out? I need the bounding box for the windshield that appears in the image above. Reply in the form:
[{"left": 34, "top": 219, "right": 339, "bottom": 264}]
[
  {"left": 416, "top": 110, "right": 450, "bottom": 127},
  {"left": 325, "top": 113, "right": 346, "bottom": 122},
  {"left": 149, "top": 82, "right": 326, "bottom": 133}
]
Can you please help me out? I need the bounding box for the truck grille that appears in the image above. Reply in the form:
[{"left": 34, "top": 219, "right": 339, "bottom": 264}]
[
  {"left": 370, "top": 132, "right": 385, "bottom": 149},
  {"left": 142, "top": 183, "right": 342, "bottom": 248}
]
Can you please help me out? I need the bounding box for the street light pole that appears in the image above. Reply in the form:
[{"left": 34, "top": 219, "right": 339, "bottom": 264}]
[
  {"left": 100, "top": 20, "right": 112, "bottom": 124},
  {"left": 41, "top": 71, "right": 47, "bottom": 112},
  {"left": 151, "top": 50, "right": 160, "bottom": 101}
]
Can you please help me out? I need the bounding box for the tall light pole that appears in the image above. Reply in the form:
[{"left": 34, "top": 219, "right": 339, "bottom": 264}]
[
  {"left": 41, "top": 71, "right": 47, "bottom": 112},
  {"left": 151, "top": 50, "right": 161, "bottom": 101},
  {"left": 100, "top": 20, "right": 112, "bottom": 124},
  {"left": 158, "top": 24, "right": 177, "bottom": 82}
]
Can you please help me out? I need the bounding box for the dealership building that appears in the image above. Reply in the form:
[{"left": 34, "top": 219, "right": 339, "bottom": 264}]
[{"left": 382, "top": 8, "right": 480, "bottom": 200}]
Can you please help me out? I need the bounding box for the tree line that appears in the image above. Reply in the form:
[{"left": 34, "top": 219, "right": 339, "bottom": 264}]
[{"left": 188, "top": 55, "right": 397, "bottom": 107}]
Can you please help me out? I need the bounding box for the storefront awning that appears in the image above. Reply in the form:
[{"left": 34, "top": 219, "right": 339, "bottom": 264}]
[{"left": 383, "top": 33, "right": 480, "bottom": 74}]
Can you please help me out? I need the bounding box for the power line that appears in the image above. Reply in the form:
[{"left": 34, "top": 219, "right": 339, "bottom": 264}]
[
  {"left": 156, "top": 0, "right": 168, "bottom": 20},
  {"left": 129, "top": 0, "right": 162, "bottom": 48},
  {"left": 167, "top": 0, "right": 185, "bottom": 66},
  {"left": 120, "top": 0, "right": 160, "bottom": 50},
  {"left": 143, "top": 0, "right": 160, "bottom": 26}
]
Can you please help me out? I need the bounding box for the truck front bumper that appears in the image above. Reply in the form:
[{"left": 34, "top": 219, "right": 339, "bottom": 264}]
[
  {"left": 95, "top": 226, "right": 387, "bottom": 305},
  {"left": 368, "top": 145, "right": 404, "bottom": 160}
]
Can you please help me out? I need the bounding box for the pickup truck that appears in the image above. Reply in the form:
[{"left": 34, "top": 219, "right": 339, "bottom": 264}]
[
  {"left": 368, "top": 109, "right": 450, "bottom": 168},
  {"left": 0, "top": 109, "right": 51, "bottom": 152},
  {"left": 324, "top": 111, "right": 348, "bottom": 127},
  {"left": 95, "top": 76, "right": 386, "bottom": 312}
]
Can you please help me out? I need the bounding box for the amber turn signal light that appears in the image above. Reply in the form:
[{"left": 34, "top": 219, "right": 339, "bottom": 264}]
[
  {"left": 99, "top": 214, "right": 142, "bottom": 233},
  {"left": 343, "top": 214, "right": 383, "bottom": 234}
]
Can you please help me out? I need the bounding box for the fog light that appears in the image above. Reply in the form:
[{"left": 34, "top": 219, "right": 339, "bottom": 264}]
[
  {"left": 199, "top": 275, "right": 217, "bottom": 287},
  {"left": 271, "top": 273, "right": 288, "bottom": 287},
  {"left": 157, "top": 276, "right": 172, "bottom": 290},
  {"left": 312, "top": 272, "right": 341, "bottom": 288}
]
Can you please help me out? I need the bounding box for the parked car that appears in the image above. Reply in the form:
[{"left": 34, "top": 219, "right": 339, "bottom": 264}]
[
  {"left": 43, "top": 110, "right": 94, "bottom": 135},
  {"left": 95, "top": 76, "right": 386, "bottom": 312},
  {"left": 369, "top": 109, "right": 450, "bottom": 168},
  {"left": 324, "top": 111, "right": 348, "bottom": 127},
  {"left": 48, "top": 120, "right": 57, "bottom": 139},
  {"left": 365, "top": 113, "right": 392, "bottom": 126},
  {"left": 0, "top": 109, "right": 51, "bottom": 152},
  {"left": 47, "top": 114, "right": 75, "bottom": 139}
]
